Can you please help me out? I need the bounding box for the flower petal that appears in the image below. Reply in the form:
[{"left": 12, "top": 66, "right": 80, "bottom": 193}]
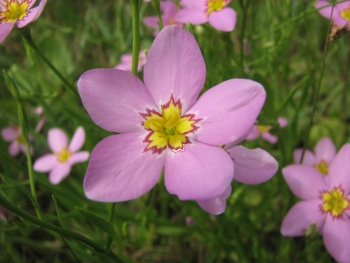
[
  {"left": 48, "top": 128, "right": 68, "bottom": 152},
  {"left": 196, "top": 185, "right": 232, "bottom": 215},
  {"left": 9, "top": 142, "right": 20, "bottom": 156},
  {"left": 293, "top": 149, "right": 316, "bottom": 165},
  {"left": 49, "top": 163, "right": 71, "bottom": 184},
  {"left": 33, "top": 154, "right": 57, "bottom": 172},
  {"left": 283, "top": 165, "right": 328, "bottom": 200},
  {"left": 78, "top": 69, "right": 157, "bottom": 133},
  {"left": 1, "top": 126, "right": 17, "bottom": 142},
  {"left": 164, "top": 141, "right": 234, "bottom": 200},
  {"left": 245, "top": 126, "right": 259, "bottom": 140},
  {"left": 228, "top": 146, "right": 278, "bottom": 185},
  {"left": 323, "top": 215, "right": 350, "bottom": 263},
  {"left": 328, "top": 144, "right": 350, "bottom": 191},
  {"left": 277, "top": 117, "right": 288, "bottom": 128},
  {"left": 208, "top": 7, "right": 237, "bottom": 31},
  {"left": 68, "top": 127, "right": 85, "bottom": 153},
  {"left": 68, "top": 151, "right": 90, "bottom": 165},
  {"left": 314, "top": 137, "right": 336, "bottom": 163},
  {"left": 281, "top": 200, "right": 325, "bottom": 236},
  {"left": 143, "top": 16, "right": 159, "bottom": 30},
  {"left": 188, "top": 79, "right": 265, "bottom": 145},
  {"left": 17, "top": 0, "right": 47, "bottom": 28},
  {"left": 261, "top": 132, "right": 278, "bottom": 144},
  {"left": 175, "top": 8, "right": 208, "bottom": 25},
  {"left": 144, "top": 26, "right": 206, "bottom": 112},
  {"left": 0, "top": 22, "right": 15, "bottom": 44},
  {"left": 84, "top": 133, "right": 165, "bottom": 202}
]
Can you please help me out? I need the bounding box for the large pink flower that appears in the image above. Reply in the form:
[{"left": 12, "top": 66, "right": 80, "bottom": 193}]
[
  {"left": 1, "top": 125, "right": 33, "bottom": 156},
  {"left": 144, "top": 0, "right": 183, "bottom": 35},
  {"left": 281, "top": 144, "right": 350, "bottom": 263},
  {"left": 33, "top": 127, "right": 90, "bottom": 184},
  {"left": 0, "top": 0, "right": 47, "bottom": 43},
  {"left": 315, "top": 0, "right": 350, "bottom": 28},
  {"left": 175, "top": 0, "right": 237, "bottom": 32},
  {"left": 78, "top": 26, "right": 266, "bottom": 205}
]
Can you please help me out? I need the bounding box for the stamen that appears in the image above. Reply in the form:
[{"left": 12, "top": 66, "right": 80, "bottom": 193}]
[{"left": 321, "top": 187, "right": 349, "bottom": 217}]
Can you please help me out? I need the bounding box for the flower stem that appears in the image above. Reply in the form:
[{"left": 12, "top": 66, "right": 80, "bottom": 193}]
[
  {"left": 106, "top": 202, "right": 116, "bottom": 251},
  {"left": 238, "top": 0, "right": 249, "bottom": 69},
  {"left": 131, "top": 0, "right": 140, "bottom": 76}
]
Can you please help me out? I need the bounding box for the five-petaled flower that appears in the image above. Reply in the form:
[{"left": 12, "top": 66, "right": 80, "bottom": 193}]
[
  {"left": 115, "top": 51, "right": 147, "bottom": 72},
  {"left": 315, "top": 0, "right": 350, "bottom": 28},
  {"left": 175, "top": 0, "right": 237, "bottom": 31},
  {"left": 78, "top": 26, "right": 266, "bottom": 206},
  {"left": 0, "top": 0, "right": 47, "bottom": 43},
  {"left": 1, "top": 125, "right": 33, "bottom": 156},
  {"left": 33, "top": 127, "right": 90, "bottom": 184},
  {"left": 281, "top": 144, "right": 350, "bottom": 263}
]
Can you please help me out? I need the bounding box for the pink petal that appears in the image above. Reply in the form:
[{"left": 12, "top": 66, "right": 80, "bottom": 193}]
[
  {"left": 188, "top": 79, "right": 265, "bottom": 145},
  {"left": 328, "top": 144, "right": 350, "bottom": 191},
  {"left": 208, "top": 7, "right": 237, "bottom": 31},
  {"left": 20, "top": 143, "right": 33, "bottom": 156},
  {"left": 144, "top": 26, "right": 206, "bottom": 112},
  {"left": 17, "top": 0, "right": 47, "bottom": 28},
  {"left": 277, "top": 117, "right": 288, "bottom": 128},
  {"left": 281, "top": 200, "right": 325, "bottom": 236},
  {"left": 143, "top": 16, "right": 159, "bottom": 30},
  {"left": 175, "top": 8, "right": 208, "bottom": 25},
  {"left": 228, "top": 146, "right": 278, "bottom": 185},
  {"left": 323, "top": 216, "right": 350, "bottom": 263},
  {"left": 33, "top": 154, "right": 57, "bottom": 172},
  {"left": 84, "top": 133, "right": 165, "bottom": 202},
  {"left": 9, "top": 142, "right": 20, "bottom": 156},
  {"left": 0, "top": 22, "right": 15, "bottom": 43},
  {"left": 68, "top": 151, "right": 90, "bottom": 165},
  {"left": 261, "top": 132, "right": 278, "bottom": 144},
  {"left": 68, "top": 127, "right": 85, "bottom": 153},
  {"left": 164, "top": 141, "right": 234, "bottom": 200},
  {"left": 180, "top": 0, "right": 206, "bottom": 8},
  {"left": 293, "top": 149, "right": 317, "bottom": 165},
  {"left": 314, "top": 137, "right": 336, "bottom": 163},
  {"left": 197, "top": 185, "right": 232, "bottom": 215},
  {"left": 225, "top": 124, "right": 254, "bottom": 148},
  {"left": 245, "top": 125, "right": 259, "bottom": 140},
  {"left": 78, "top": 69, "right": 157, "bottom": 133},
  {"left": 49, "top": 163, "right": 71, "bottom": 184},
  {"left": 283, "top": 165, "right": 328, "bottom": 200},
  {"left": 1, "top": 126, "right": 18, "bottom": 142},
  {"left": 48, "top": 128, "right": 68, "bottom": 152}
]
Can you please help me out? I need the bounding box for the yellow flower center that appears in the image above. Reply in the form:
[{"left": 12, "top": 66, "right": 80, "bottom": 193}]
[
  {"left": 257, "top": 125, "right": 271, "bottom": 133},
  {"left": 321, "top": 188, "right": 349, "bottom": 217},
  {"left": 207, "top": 0, "right": 226, "bottom": 15},
  {"left": 141, "top": 96, "right": 201, "bottom": 154},
  {"left": 314, "top": 160, "right": 329, "bottom": 176},
  {"left": 0, "top": 0, "right": 30, "bottom": 23},
  {"left": 15, "top": 135, "right": 25, "bottom": 144},
  {"left": 56, "top": 147, "right": 71, "bottom": 163},
  {"left": 340, "top": 7, "right": 350, "bottom": 21}
]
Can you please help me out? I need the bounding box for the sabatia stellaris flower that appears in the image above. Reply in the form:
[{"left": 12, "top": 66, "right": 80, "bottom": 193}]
[
  {"left": 33, "top": 127, "right": 89, "bottom": 184},
  {"left": 0, "top": 0, "right": 47, "bottom": 43},
  {"left": 78, "top": 26, "right": 266, "bottom": 206},
  {"left": 1, "top": 125, "right": 33, "bottom": 156},
  {"left": 281, "top": 144, "right": 350, "bottom": 263},
  {"left": 315, "top": 0, "right": 350, "bottom": 28}
]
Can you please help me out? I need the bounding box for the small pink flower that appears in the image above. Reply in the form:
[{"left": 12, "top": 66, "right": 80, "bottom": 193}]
[
  {"left": 115, "top": 51, "right": 147, "bottom": 72},
  {"left": 1, "top": 126, "right": 33, "bottom": 156},
  {"left": 281, "top": 144, "right": 350, "bottom": 263},
  {"left": 175, "top": 0, "right": 237, "bottom": 32},
  {"left": 33, "top": 106, "right": 46, "bottom": 132},
  {"left": 144, "top": 0, "right": 183, "bottom": 35},
  {"left": 33, "top": 127, "right": 90, "bottom": 184},
  {"left": 293, "top": 137, "right": 336, "bottom": 176},
  {"left": 78, "top": 26, "right": 266, "bottom": 205},
  {"left": 315, "top": 0, "right": 350, "bottom": 28},
  {"left": 246, "top": 117, "right": 288, "bottom": 144},
  {"left": 0, "top": 0, "right": 47, "bottom": 43}
]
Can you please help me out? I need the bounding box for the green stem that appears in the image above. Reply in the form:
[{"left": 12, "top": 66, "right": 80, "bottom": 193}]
[
  {"left": 106, "top": 203, "right": 116, "bottom": 251},
  {"left": 20, "top": 30, "right": 79, "bottom": 97},
  {"left": 0, "top": 194, "right": 124, "bottom": 263},
  {"left": 238, "top": 0, "right": 249, "bottom": 69},
  {"left": 130, "top": 0, "right": 140, "bottom": 76}
]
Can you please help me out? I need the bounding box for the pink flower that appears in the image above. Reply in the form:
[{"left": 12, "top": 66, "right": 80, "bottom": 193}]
[
  {"left": 281, "top": 144, "right": 350, "bottom": 263},
  {"left": 315, "top": 0, "right": 350, "bottom": 28},
  {"left": 246, "top": 117, "right": 288, "bottom": 144},
  {"left": 175, "top": 0, "right": 237, "bottom": 32},
  {"left": 0, "top": 0, "right": 47, "bottom": 43},
  {"left": 1, "top": 126, "right": 33, "bottom": 156},
  {"left": 115, "top": 51, "right": 147, "bottom": 72},
  {"left": 196, "top": 143, "right": 278, "bottom": 215},
  {"left": 144, "top": 0, "right": 183, "bottom": 35},
  {"left": 33, "top": 127, "right": 90, "bottom": 184},
  {"left": 77, "top": 26, "right": 266, "bottom": 205},
  {"left": 33, "top": 106, "right": 46, "bottom": 132},
  {"left": 293, "top": 137, "right": 336, "bottom": 176}
]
